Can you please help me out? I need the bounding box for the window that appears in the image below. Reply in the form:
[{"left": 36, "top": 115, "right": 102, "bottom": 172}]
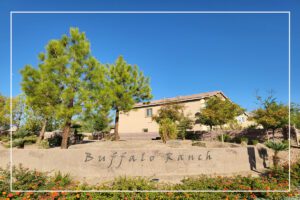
[
  {"left": 146, "top": 108, "right": 153, "bottom": 117},
  {"left": 143, "top": 128, "right": 148, "bottom": 133}
]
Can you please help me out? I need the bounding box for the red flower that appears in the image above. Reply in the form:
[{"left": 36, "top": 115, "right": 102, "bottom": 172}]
[
  {"left": 7, "top": 193, "right": 14, "bottom": 198},
  {"left": 51, "top": 192, "right": 59, "bottom": 198}
]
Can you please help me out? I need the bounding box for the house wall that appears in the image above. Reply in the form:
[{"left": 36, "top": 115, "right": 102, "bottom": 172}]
[
  {"left": 118, "top": 95, "right": 253, "bottom": 139},
  {"left": 118, "top": 99, "right": 210, "bottom": 135}
]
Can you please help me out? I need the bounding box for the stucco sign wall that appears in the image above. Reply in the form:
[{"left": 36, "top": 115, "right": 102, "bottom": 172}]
[{"left": 0, "top": 147, "right": 268, "bottom": 184}]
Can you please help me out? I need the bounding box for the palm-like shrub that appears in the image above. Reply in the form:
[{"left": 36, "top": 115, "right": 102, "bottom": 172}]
[{"left": 265, "top": 141, "right": 289, "bottom": 168}]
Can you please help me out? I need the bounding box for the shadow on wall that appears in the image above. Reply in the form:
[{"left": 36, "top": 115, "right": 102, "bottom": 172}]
[
  {"left": 247, "top": 146, "right": 269, "bottom": 172},
  {"left": 247, "top": 147, "right": 257, "bottom": 171},
  {"left": 258, "top": 147, "right": 269, "bottom": 169}
]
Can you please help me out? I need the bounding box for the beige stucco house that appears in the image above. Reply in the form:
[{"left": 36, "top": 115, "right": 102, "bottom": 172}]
[{"left": 118, "top": 91, "right": 252, "bottom": 140}]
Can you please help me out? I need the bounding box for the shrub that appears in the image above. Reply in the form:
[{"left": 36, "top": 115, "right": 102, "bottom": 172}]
[
  {"left": 48, "top": 134, "right": 62, "bottom": 147},
  {"left": 240, "top": 137, "right": 249, "bottom": 144},
  {"left": 0, "top": 136, "right": 9, "bottom": 142},
  {"left": 24, "top": 135, "right": 37, "bottom": 144},
  {"left": 51, "top": 172, "right": 71, "bottom": 187},
  {"left": 111, "top": 177, "right": 156, "bottom": 190},
  {"left": 177, "top": 116, "right": 194, "bottom": 140},
  {"left": 0, "top": 164, "right": 297, "bottom": 199},
  {"left": 217, "top": 134, "right": 231, "bottom": 142},
  {"left": 159, "top": 118, "right": 177, "bottom": 143},
  {"left": 13, "top": 128, "right": 31, "bottom": 139},
  {"left": 192, "top": 141, "right": 206, "bottom": 147},
  {"left": 38, "top": 140, "right": 50, "bottom": 149},
  {"left": 283, "top": 139, "right": 289, "bottom": 145},
  {"left": 265, "top": 141, "right": 289, "bottom": 168},
  {"left": 12, "top": 135, "right": 38, "bottom": 148},
  {"left": 12, "top": 138, "right": 25, "bottom": 148},
  {"left": 251, "top": 139, "right": 259, "bottom": 145}
]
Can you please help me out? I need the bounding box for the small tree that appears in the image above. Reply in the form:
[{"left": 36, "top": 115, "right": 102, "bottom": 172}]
[
  {"left": 152, "top": 103, "right": 185, "bottom": 124},
  {"left": 109, "top": 56, "right": 152, "bottom": 140},
  {"left": 196, "top": 96, "right": 245, "bottom": 143},
  {"left": 265, "top": 141, "right": 289, "bottom": 168},
  {"left": 153, "top": 103, "right": 193, "bottom": 141},
  {"left": 0, "top": 94, "right": 9, "bottom": 128},
  {"left": 2, "top": 95, "right": 26, "bottom": 130},
  {"left": 177, "top": 115, "right": 194, "bottom": 140},
  {"left": 252, "top": 94, "right": 288, "bottom": 141},
  {"left": 159, "top": 118, "right": 177, "bottom": 143}
]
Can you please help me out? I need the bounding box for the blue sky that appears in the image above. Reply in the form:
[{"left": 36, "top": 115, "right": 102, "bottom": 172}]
[{"left": 0, "top": 0, "right": 299, "bottom": 111}]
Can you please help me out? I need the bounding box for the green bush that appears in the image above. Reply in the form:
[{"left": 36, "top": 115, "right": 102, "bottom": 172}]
[
  {"left": 0, "top": 164, "right": 298, "bottom": 199},
  {"left": 0, "top": 136, "right": 9, "bottom": 142},
  {"left": 38, "top": 139, "right": 50, "bottom": 149},
  {"left": 12, "top": 135, "right": 38, "bottom": 148},
  {"left": 217, "top": 134, "right": 231, "bottom": 142},
  {"left": 48, "top": 134, "right": 62, "bottom": 147},
  {"left": 24, "top": 135, "right": 37, "bottom": 144},
  {"left": 251, "top": 139, "right": 259, "bottom": 145},
  {"left": 13, "top": 128, "right": 31, "bottom": 139},
  {"left": 51, "top": 171, "right": 71, "bottom": 187},
  {"left": 159, "top": 118, "right": 177, "bottom": 143},
  {"left": 265, "top": 141, "right": 289, "bottom": 168},
  {"left": 12, "top": 138, "right": 25, "bottom": 148},
  {"left": 283, "top": 139, "right": 289, "bottom": 145},
  {"left": 240, "top": 137, "right": 249, "bottom": 144}
]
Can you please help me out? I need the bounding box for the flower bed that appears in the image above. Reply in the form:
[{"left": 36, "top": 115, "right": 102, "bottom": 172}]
[{"left": 0, "top": 162, "right": 299, "bottom": 199}]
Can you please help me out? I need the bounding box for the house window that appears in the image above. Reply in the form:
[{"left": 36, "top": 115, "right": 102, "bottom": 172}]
[
  {"left": 237, "top": 116, "right": 245, "bottom": 123},
  {"left": 146, "top": 108, "right": 153, "bottom": 117},
  {"left": 143, "top": 128, "right": 148, "bottom": 133}
]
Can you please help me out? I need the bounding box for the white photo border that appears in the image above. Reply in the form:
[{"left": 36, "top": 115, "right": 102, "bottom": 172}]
[{"left": 10, "top": 10, "right": 291, "bottom": 193}]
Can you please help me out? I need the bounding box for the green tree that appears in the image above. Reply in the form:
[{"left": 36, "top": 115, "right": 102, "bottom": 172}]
[
  {"left": 153, "top": 103, "right": 193, "bottom": 140},
  {"left": 0, "top": 95, "right": 25, "bottom": 130},
  {"left": 177, "top": 115, "right": 194, "bottom": 139},
  {"left": 21, "top": 27, "right": 95, "bottom": 148},
  {"left": 7, "top": 95, "right": 26, "bottom": 129},
  {"left": 152, "top": 103, "right": 185, "bottom": 123},
  {"left": 109, "top": 56, "right": 152, "bottom": 140},
  {"left": 196, "top": 96, "right": 245, "bottom": 142},
  {"left": 20, "top": 57, "right": 61, "bottom": 141},
  {"left": 0, "top": 94, "right": 9, "bottom": 127},
  {"left": 252, "top": 94, "right": 288, "bottom": 141},
  {"left": 81, "top": 57, "right": 112, "bottom": 133}
]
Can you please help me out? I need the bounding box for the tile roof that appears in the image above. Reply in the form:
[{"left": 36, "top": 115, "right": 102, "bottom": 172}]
[{"left": 134, "top": 91, "right": 227, "bottom": 108}]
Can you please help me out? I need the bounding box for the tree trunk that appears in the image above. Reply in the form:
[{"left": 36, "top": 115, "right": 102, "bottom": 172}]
[
  {"left": 114, "top": 109, "right": 120, "bottom": 141},
  {"left": 61, "top": 97, "right": 74, "bottom": 149},
  {"left": 272, "top": 129, "right": 275, "bottom": 142},
  {"left": 61, "top": 120, "right": 71, "bottom": 149},
  {"left": 38, "top": 119, "right": 47, "bottom": 142},
  {"left": 273, "top": 152, "right": 280, "bottom": 168},
  {"left": 266, "top": 129, "right": 270, "bottom": 141}
]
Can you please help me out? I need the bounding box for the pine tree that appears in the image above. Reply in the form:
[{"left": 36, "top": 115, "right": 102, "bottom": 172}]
[
  {"left": 109, "top": 56, "right": 152, "bottom": 140},
  {"left": 81, "top": 57, "right": 112, "bottom": 133},
  {"left": 21, "top": 27, "right": 95, "bottom": 148},
  {"left": 20, "top": 62, "right": 60, "bottom": 141}
]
